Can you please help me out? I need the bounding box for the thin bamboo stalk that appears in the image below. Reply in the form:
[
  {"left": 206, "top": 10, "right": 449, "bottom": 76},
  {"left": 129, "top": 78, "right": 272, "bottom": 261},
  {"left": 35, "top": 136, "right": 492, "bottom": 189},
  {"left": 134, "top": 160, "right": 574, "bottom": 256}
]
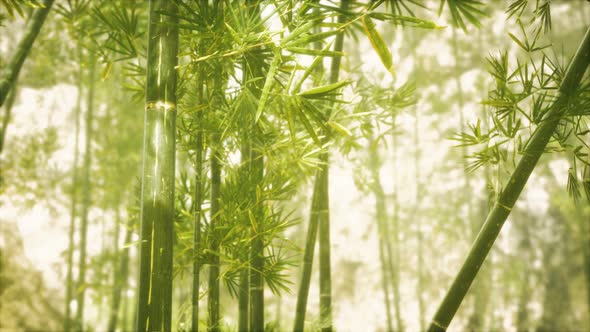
[
  {"left": 427, "top": 26, "right": 590, "bottom": 332},
  {"left": 387, "top": 109, "right": 404, "bottom": 332},
  {"left": 64, "top": 51, "right": 83, "bottom": 332},
  {"left": 583, "top": 159, "right": 590, "bottom": 319},
  {"left": 208, "top": 129, "right": 222, "bottom": 332},
  {"left": 108, "top": 215, "right": 133, "bottom": 332},
  {"left": 192, "top": 43, "right": 205, "bottom": 332},
  {"left": 75, "top": 55, "right": 95, "bottom": 332},
  {"left": 247, "top": 5, "right": 266, "bottom": 329},
  {"left": 368, "top": 137, "right": 394, "bottom": 332},
  {"left": 293, "top": 172, "right": 323, "bottom": 332}
]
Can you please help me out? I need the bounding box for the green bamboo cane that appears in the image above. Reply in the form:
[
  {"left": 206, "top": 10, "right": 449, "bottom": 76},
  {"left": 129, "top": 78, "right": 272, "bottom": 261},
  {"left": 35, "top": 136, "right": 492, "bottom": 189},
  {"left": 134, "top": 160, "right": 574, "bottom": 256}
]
[
  {"left": 583, "top": 159, "right": 590, "bottom": 318},
  {"left": 0, "top": 0, "right": 53, "bottom": 107},
  {"left": 292, "top": 3, "right": 347, "bottom": 330},
  {"left": 318, "top": 3, "right": 348, "bottom": 331},
  {"left": 427, "top": 26, "right": 590, "bottom": 332},
  {"left": 75, "top": 55, "right": 95, "bottom": 332},
  {"left": 293, "top": 170, "right": 323, "bottom": 332},
  {"left": 368, "top": 137, "right": 394, "bottom": 332},
  {"left": 208, "top": 129, "right": 222, "bottom": 332},
  {"left": 135, "top": 0, "right": 179, "bottom": 331},
  {"left": 246, "top": 5, "right": 266, "bottom": 329},
  {"left": 390, "top": 115, "right": 404, "bottom": 332},
  {"left": 108, "top": 215, "right": 133, "bottom": 332},
  {"left": 64, "top": 50, "right": 83, "bottom": 332},
  {"left": 192, "top": 44, "right": 205, "bottom": 332},
  {"left": 207, "top": 7, "right": 225, "bottom": 332}
]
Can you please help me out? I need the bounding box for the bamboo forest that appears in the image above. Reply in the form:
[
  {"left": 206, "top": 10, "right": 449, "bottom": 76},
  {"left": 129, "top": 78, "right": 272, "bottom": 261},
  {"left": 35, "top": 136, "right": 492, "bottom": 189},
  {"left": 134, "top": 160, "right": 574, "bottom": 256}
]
[{"left": 2, "top": 0, "right": 590, "bottom": 331}]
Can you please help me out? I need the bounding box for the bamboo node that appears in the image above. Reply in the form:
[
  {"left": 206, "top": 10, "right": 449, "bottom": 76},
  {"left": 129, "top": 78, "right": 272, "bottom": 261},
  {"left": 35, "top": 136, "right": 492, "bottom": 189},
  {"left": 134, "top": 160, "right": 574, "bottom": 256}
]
[
  {"left": 495, "top": 201, "right": 512, "bottom": 212},
  {"left": 431, "top": 319, "right": 447, "bottom": 330},
  {"left": 146, "top": 100, "right": 177, "bottom": 112}
]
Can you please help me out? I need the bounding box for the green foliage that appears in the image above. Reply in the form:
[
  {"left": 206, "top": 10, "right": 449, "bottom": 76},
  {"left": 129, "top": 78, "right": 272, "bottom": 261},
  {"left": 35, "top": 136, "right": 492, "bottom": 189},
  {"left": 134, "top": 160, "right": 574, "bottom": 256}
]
[
  {"left": 439, "top": 0, "right": 487, "bottom": 31},
  {"left": 0, "top": 0, "right": 43, "bottom": 19}
]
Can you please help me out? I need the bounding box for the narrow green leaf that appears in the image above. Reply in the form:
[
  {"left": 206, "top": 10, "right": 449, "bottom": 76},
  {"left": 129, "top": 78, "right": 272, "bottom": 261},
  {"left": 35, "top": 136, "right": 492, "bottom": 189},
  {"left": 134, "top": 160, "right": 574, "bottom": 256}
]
[
  {"left": 285, "top": 47, "right": 344, "bottom": 57},
  {"left": 362, "top": 16, "right": 395, "bottom": 77},
  {"left": 255, "top": 47, "right": 281, "bottom": 122},
  {"left": 327, "top": 121, "right": 351, "bottom": 137},
  {"left": 298, "top": 80, "right": 350, "bottom": 98}
]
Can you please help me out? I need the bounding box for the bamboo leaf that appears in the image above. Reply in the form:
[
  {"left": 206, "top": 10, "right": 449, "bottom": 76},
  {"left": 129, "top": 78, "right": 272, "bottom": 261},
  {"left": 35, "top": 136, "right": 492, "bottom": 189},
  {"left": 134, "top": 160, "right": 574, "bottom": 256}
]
[
  {"left": 327, "top": 121, "right": 351, "bottom": 137},
  {"left": 298, "top": 80, "right": 350, "bottom": 98},
  {"left": 285, "top": 47, "right": 344, "bottom": 57},
  {"left": 361, "top": 16, "right": 395, "bottom": 77},
  {"left": 101, "top": 61, "right": 113, "bottom": 81},
  {"left": 255, "top": 47, "right": 281, "bottom": 122}
]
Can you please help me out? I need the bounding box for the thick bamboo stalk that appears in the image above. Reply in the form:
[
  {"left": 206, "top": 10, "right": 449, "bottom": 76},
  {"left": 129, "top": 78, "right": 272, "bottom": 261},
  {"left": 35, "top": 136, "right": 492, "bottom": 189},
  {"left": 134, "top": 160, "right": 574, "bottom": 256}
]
[
  {"left": 135, "top": 0, "right": 179, "bottom": 331},
  {"left": 427, "top": 26, "right": 590, "bottom": 332},
  {"left": 75, "top": 55, "right": 95, "bottom": 332},
  {"left": 0, "top": 0, "right": 54, "bottom": 107}
]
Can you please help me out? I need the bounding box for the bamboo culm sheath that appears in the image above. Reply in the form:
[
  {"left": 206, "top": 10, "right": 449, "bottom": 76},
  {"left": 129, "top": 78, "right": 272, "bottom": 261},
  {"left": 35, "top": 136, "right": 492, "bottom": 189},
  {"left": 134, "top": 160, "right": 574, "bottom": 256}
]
[{"left": 427, "top": 26, "right": 590, "bottom": 332}]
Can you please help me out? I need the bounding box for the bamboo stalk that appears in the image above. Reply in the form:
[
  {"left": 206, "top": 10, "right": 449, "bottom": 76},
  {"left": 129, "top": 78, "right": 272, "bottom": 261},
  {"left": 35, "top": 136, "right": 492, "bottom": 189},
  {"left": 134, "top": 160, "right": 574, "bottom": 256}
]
[
  {"left": 368, "top": 137, "right": 394, "bottom": 332},
  {"left": 108, "top": 215, "right": 133, "bottom": 332},
  {"left": 427, "top": 26, "right": 590, "bottom": 332},
  {"left": 583, "top": 159, "right": 590, "bottom": 320},
  {"left": 75, "top": 55, "right": 95, "bottom": 332},
  {"left": 293, "top": 171, "right": 323, "bottom": 332},
  {"left": 192, "top": 41, "right": 205, "bottom": 332},
  {"left": 414, "top": 99, "right": 425, "bottom": 332},
  {"left": 247, "top": 5, "right": 266, "bottom": 329},
  {"left": 0, "top": 0, "right": 54, "bottom": 107},
  {"left": 391, "top": 115, "right": 404, "bottom": 332},
  {"left": 64, "top": 50, "right": 83, "bottom": 332},
  {"left": 208, "top": 129, "right": 222, "bottom": 332},
  {"left": 135, "top": 0, "right": 179, "bottom": 331}
]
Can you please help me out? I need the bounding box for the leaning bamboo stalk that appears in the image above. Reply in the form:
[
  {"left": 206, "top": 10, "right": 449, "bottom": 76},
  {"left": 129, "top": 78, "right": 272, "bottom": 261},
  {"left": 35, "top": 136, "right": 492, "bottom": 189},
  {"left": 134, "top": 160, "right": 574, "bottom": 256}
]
[
  {"left": 427, "top": 26, "right": 590, "bottom": 332},
  {"left": 0, "top": 0, "right": 54, "bottom": 107}
]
